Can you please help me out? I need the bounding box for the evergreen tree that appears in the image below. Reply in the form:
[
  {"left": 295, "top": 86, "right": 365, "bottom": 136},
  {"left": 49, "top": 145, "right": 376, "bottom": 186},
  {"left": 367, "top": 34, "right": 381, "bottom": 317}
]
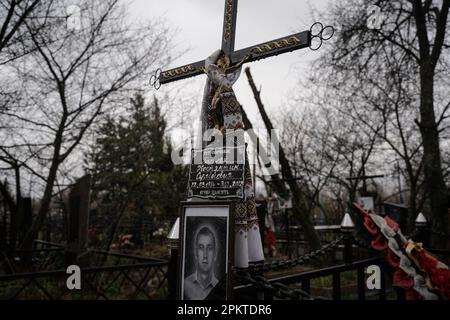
[{"left": 85, "top": 94, "right": 188, "bottom": 249}]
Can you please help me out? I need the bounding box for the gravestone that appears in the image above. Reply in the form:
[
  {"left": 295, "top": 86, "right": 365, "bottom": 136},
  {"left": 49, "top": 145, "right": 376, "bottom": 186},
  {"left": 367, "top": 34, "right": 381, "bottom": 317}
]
[
  {"left": 383, "top": 202, "right": 408, "bottom": 230},
  {"left": 66, "top": 175, "right": 91, "bottom": 265}
]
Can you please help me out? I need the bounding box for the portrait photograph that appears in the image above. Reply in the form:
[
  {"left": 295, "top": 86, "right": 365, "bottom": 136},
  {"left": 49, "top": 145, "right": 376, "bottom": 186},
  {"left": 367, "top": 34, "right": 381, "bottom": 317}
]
[{"left": 178, "top": 202, "right": 234, "bottom": 300}]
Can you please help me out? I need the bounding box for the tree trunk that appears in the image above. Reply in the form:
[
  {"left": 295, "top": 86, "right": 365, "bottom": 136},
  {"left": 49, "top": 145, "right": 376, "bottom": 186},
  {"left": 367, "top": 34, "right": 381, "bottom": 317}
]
[
  {"left": 412, "top": 0, "right": 450, "bottom": 249},
  {"left": 245, "top": 67, "right": 321, "bottom": 250},
  {"left": 419, "top": 66, "right": 449, "bottom": 248},
  {"left": 407, "top": 181, "right": 418, "bottom": 233},
  {"left": 20, "top": 158, "right": 60, "bottom": 251},
  {"left": 20, "top": 120, "right": 65, "bottom": 251}
]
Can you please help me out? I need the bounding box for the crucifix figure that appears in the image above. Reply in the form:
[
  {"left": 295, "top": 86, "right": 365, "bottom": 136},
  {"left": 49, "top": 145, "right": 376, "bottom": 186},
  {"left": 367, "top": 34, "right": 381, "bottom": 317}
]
[{"left": 151, "top": 1, "right": 333, "bottom": 272}]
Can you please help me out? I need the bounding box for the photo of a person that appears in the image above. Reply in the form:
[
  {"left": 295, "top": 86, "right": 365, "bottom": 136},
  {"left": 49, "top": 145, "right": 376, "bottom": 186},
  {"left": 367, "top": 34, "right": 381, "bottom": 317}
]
[
  {"left": 183, "top": 226, "right": 218, "bottom": 300},
  {"left": 180, "top": 204, "right": 231, "bottom": 300}
]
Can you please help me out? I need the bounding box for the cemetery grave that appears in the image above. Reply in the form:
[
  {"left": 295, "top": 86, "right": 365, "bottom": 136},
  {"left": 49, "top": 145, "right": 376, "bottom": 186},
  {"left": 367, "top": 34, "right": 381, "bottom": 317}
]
[{"left": 0, "top": 0, "right": 449, "bottom": 304}]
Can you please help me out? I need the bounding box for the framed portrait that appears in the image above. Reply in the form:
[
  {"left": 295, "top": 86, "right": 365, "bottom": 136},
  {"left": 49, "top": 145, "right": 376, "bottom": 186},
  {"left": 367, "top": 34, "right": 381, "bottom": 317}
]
[{"left": 178, "top": 201, "right": 234, "bottom": 300}]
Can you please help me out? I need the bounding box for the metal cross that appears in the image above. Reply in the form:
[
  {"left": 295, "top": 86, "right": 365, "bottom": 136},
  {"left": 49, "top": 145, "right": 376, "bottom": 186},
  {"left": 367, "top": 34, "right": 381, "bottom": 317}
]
[{"left": 150, "top": 0, "right": 334, "bottom": 89}]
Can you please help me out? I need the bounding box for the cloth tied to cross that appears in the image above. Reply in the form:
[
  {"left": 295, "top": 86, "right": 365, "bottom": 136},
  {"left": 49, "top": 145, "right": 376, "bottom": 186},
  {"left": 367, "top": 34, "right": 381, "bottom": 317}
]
[{"left": 198, "top": 49, "right": 264, "bottom": 268}]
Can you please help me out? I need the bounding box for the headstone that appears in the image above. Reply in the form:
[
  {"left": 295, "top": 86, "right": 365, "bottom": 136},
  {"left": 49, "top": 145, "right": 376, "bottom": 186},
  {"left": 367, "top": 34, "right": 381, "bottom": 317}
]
[
  {"left": 383, "top": 202, "right": 408, "bottom": 230},
  {"left": 359, "top": 196, "right": 374, "bottom": 211},
  {"left": 66, "top": 175, "right": 91, "bottom": 265}
]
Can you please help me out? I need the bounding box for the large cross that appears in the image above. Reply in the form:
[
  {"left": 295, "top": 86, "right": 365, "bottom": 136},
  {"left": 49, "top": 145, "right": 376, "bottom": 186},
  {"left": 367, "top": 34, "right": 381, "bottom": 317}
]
[{"left": 150, "top": 0, "right": 333, "bottom": 88}]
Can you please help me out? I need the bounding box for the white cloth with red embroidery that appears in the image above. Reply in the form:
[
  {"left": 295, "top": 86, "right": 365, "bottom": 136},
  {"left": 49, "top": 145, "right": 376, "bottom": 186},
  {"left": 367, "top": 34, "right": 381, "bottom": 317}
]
[{"left": 196, "top": 49, "right": 264, "bottom": 268}]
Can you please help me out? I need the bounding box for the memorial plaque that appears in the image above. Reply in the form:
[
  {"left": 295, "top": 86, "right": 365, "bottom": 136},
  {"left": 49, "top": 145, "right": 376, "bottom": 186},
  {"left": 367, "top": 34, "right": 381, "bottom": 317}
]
[{"left": 188, "top": 146, "right": 246, "bottom": 199}]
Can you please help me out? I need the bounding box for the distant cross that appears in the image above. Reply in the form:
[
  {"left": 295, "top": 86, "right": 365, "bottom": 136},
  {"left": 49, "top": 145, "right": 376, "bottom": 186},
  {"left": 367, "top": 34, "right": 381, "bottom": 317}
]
[{"left": 150, "top": 0, "right": 334, "bottom": 89}]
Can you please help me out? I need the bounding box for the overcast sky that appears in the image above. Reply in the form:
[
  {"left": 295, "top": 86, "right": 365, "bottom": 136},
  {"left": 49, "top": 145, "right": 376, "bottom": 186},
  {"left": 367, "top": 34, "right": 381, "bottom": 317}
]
[{"left": 129, "top": 0, "right": 332, "bottom": 131}]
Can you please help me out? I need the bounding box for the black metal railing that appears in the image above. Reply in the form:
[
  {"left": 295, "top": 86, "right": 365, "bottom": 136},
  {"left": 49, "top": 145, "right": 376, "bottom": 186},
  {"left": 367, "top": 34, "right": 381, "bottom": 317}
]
[
  {"left": 234, "top": 257, "right": 386, "bottom": 300},
  {"left": 1, "top": 223, "right": 449, "bottom": 300},
  {"left": 0, "top": 242, "right": 169, "bottom": 300},
  {"left": 229, "top": 223, "right": 450, "bottom": 301}
]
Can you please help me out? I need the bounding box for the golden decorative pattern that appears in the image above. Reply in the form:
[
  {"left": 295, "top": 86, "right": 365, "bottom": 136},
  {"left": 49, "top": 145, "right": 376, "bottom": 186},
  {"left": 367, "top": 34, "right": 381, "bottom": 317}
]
[
  {"left": 162, "top": 65, "right": 195, "bottom": 79},
  {"left": 250, "top": 36, "right": 301, "bottom": 55},
  {"left": 222, "top": 0, "right": 233, "bottom": 44}
]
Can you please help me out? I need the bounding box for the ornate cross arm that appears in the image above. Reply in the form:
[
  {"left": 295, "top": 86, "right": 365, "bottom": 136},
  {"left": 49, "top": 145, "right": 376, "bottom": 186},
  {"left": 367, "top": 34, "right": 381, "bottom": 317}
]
[
  {"left": 231, "top": 31, "right": 310, "bottom": 65},
  {"left": 222, "top": 0, "right": 238, "bottom": 56},
  {"left": 150, "top": 21, "right": 334, "bottom": 89},
  {"left": 157, "top": 31, "right": 311, "bottom": 86}
]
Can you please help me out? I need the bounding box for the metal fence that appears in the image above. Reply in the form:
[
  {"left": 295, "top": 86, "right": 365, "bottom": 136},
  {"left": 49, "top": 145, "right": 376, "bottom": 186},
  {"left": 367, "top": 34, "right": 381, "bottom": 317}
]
[
  {"left": 230, "top": 223, "right": 450, "bottom": 300},
  {"left": 1, "top": 226, "right": 449, "bottom": 300},
  {"left": 0, "top": 242, "right": 168, "bottom": 300},
  {"left": 234, "top": 257, "right": 386, "bottom": 300}
]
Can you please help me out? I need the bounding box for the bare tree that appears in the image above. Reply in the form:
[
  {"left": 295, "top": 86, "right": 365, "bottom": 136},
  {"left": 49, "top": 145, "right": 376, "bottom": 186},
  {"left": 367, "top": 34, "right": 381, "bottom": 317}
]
[
  {"left": 0, "top": 0, "right": 172, "bottom": 250},
  {"left": 0, "top": 0, "right": 44, "bottom": 61},
  {"left": 279, "top": 100, "right": 382, "bottom": 222},
  {"left": 314, "top": 0, "right": 449, "bottom": 247},
  {"left": 245, "top": 67, "right": 322, "bottom": 250},
  {"left": 279, "top": 107, "right": 341, "bottom": 223}
]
